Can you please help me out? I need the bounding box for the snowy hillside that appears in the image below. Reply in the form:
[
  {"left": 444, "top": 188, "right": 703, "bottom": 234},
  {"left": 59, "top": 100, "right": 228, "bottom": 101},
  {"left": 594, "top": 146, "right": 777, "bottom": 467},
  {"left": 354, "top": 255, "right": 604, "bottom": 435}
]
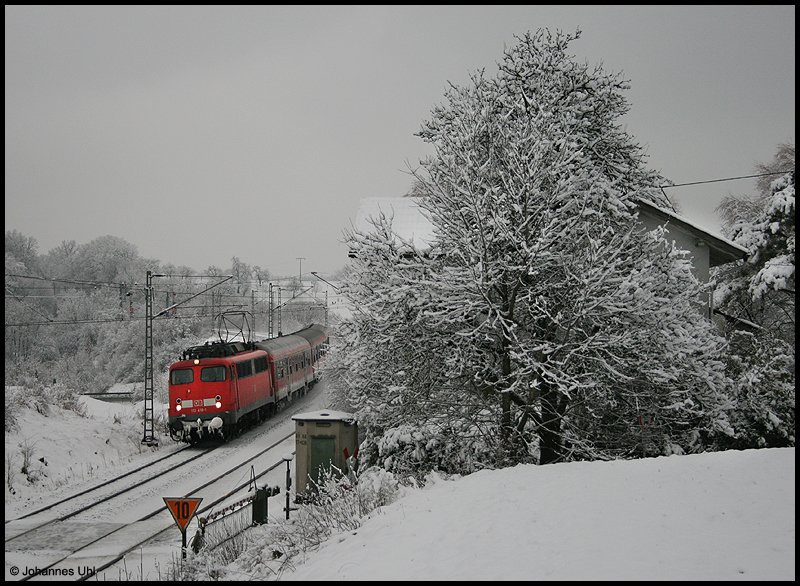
[{"left": 234, "top": 448, "right": 795, "bottom": 581}]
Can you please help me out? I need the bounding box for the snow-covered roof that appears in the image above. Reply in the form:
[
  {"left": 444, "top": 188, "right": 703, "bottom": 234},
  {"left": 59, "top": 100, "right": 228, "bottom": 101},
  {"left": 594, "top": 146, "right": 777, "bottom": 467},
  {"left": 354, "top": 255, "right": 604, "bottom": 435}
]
[
  {"left": 292, "top": 410, "right": 356, "bottom": 423},
  {"left": 351, "top": 197, "right": 436, "bottom": 250},
  {"left": 636, "top": 200, "right": 749, "bottom": 267}
]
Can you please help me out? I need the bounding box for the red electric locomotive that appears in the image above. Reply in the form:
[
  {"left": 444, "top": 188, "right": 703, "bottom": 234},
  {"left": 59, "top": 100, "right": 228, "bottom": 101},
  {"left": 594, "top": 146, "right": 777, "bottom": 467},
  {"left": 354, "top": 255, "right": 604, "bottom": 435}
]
[{"left": 167, "top": 324, "right": 329, "bottom": 443}]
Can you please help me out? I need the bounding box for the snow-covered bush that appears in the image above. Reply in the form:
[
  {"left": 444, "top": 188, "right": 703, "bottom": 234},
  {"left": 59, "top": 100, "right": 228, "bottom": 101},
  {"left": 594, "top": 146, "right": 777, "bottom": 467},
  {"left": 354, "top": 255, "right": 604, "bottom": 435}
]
[
  {"left": 5, "top": 386, "right": 26, "bottom": 432},
  {"left": 4, "top": 381, "right": 86, "bottom": 428},
  {"left": 209, "top": 466, "right": 400, "bottom": 580},
  {"left": 718, "top": 332, "right": 795, "bottom": 449},
  {"left": 370, "top": 418, "right": 499, "bottom": 478}
]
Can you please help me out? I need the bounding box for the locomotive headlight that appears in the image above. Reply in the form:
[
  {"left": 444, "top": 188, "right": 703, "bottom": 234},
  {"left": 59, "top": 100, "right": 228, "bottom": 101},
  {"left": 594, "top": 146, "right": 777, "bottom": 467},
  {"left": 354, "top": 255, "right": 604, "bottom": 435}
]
[
  {"left": 215, "top": 395, "right": 222, "bottom": 409},
  {"left": 194, "top": 359, "right": 200, "bottom": 365},
  {"left": 176, "top": 397, "right": 182, "bottom": 411}
]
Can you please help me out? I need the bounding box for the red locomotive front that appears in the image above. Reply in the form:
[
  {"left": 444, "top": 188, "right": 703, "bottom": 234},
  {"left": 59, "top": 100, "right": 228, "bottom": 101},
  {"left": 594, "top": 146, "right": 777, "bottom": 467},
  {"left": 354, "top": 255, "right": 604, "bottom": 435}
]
[{"left": 167, "top": 341, "right": 275, "bottom": 443}]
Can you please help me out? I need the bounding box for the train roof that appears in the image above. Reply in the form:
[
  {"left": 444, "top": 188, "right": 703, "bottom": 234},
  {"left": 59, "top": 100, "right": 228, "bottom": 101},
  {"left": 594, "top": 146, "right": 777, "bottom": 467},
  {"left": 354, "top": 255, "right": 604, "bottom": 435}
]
[
  {"left": 292, "top": 323, "right": 329, "bottom": 344},
  {"left": 176, "top": 324, "right": 328, "bottom": 363},
  {"left": 180, "top": 340, "right": 254, "bottom": 360},
  {"left": 254, "top": 334, "right": 310, "bottom": 356}
]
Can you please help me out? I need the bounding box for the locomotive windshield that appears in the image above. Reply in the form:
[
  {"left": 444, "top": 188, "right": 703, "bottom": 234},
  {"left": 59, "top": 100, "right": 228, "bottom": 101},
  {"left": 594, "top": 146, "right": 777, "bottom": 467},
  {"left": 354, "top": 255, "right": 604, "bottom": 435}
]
[
  {"left": 201, "top": 366, "right": 226, "bottom": 382},
  {"left": 171, "top": 368, "right": 194, "bottom": 385}
]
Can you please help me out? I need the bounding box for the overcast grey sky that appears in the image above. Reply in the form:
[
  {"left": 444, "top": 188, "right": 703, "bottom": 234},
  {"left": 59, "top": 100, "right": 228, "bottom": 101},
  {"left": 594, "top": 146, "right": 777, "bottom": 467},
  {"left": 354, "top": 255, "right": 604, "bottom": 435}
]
[{"left": 5, "top": 5, "right": 795, "bottom": 276}]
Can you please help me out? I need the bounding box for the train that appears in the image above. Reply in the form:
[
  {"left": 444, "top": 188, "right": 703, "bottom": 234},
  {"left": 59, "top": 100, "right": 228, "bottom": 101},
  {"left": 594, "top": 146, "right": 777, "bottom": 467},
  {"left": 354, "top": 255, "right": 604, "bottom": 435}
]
[{"left": 167, "top": 323, "right": 330, "bottom": 443}]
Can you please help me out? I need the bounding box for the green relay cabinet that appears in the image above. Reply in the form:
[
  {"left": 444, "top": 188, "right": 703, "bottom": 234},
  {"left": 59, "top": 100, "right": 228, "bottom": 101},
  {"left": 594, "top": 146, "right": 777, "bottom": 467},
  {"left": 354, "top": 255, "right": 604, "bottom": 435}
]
[{"left": 292, "top": 410, "right": 358, "bottom": 496}]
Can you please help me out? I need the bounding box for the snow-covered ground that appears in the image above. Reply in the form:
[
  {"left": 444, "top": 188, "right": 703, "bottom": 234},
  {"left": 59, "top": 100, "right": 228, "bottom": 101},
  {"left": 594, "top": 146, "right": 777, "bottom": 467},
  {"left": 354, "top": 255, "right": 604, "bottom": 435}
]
[
  {"left": 273, "top": 447, "right": 795, "bottom": 581},
  {"left": 5, "top": 393, "right": 174, "bottom": 515},
  {"left": 5, "top": 392, "right": 795, "bottom": 581}
]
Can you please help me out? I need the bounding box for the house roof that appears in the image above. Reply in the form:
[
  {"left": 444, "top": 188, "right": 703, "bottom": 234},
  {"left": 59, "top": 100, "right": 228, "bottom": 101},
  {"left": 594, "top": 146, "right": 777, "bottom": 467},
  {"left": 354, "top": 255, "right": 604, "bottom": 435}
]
[{"left": 635, "top": 199, "right": 749, "bottom": 267}]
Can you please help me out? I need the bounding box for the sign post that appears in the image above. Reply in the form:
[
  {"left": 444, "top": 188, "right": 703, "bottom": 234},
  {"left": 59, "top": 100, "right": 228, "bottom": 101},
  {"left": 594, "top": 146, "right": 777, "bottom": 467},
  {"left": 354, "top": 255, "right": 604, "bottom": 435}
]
[{"left": 163, "top": 497, "right": 203, "bottom": 559}]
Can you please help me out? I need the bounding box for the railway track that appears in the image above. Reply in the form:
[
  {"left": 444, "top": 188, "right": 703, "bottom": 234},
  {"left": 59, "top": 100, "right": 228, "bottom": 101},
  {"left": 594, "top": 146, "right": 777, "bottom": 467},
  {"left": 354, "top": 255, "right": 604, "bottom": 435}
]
[
  {"left": 6, "top": 444, "right": 203, "bottom": 524},
  {"left": 7, "top": 429, "right": 296, "bottom": 582},
  {"left": 78, "top": 448, "right": 297, "bottom": 581}
]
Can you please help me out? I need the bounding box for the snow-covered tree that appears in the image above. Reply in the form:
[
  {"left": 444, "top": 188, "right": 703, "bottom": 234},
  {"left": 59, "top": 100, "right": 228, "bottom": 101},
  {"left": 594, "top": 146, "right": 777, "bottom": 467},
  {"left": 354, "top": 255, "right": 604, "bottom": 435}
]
[
  {"left": 253, "top": 265, "right": 270, "bottom": 288},
  {"left": 716, "top": 143, "right": 794, "bottom": 232},
  {"left": 5, "top": 230, "right": 41, "bottom": 275},
  {"left": 712, "top": 147, "right": 795, "bottom": 449},
  {"left": 72, "top": 235, "right": 143, "bottom": 285},
  {"left": 40, "top": 239, "right": 79, "bottom": 281},
  {"left": 336, "top": 29, "right": 734, "bottom": 474},
  {"left": 230, "top": 256, "right": 252, "bottom": 295},
  {"left": 335, "top": 213, "right": 498, "bottom": 476}
]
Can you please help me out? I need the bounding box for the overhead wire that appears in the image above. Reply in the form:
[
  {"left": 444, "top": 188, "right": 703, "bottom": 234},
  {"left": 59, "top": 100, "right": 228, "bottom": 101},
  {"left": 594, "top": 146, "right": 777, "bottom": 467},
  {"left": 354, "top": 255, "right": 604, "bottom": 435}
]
[
  {"left": 659, "top": 170, "right": 793, "bottom": 189},
  {"left": 6, "top": 270, "right": 328, "bottom": 328},
  {"left": 4, "top": 273, "right": 130, "bottom": 289}
]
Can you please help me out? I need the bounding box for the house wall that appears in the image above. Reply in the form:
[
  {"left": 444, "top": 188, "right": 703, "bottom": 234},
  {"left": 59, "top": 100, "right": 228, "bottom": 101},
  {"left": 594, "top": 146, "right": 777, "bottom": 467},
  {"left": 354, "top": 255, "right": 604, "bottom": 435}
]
[{"left": 638, "top": 208, "right": 712, "bottom": 318}]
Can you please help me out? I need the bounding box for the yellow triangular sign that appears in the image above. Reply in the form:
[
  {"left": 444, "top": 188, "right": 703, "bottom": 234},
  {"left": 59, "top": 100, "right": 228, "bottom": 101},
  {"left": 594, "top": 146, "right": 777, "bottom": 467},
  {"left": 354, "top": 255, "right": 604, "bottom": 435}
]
[{"left": 163, "top": 497, "right": 203, "bottom": 532}]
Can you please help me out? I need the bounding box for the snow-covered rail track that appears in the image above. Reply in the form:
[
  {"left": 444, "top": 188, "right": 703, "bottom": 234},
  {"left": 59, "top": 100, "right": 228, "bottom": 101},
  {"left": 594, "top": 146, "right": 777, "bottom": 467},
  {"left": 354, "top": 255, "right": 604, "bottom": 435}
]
[
  {"left": 5, "top": 445, "right": 211, "bottom": 536},
  {"left": 5, "top": 430, "right": 296, "bottom": 582}
]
